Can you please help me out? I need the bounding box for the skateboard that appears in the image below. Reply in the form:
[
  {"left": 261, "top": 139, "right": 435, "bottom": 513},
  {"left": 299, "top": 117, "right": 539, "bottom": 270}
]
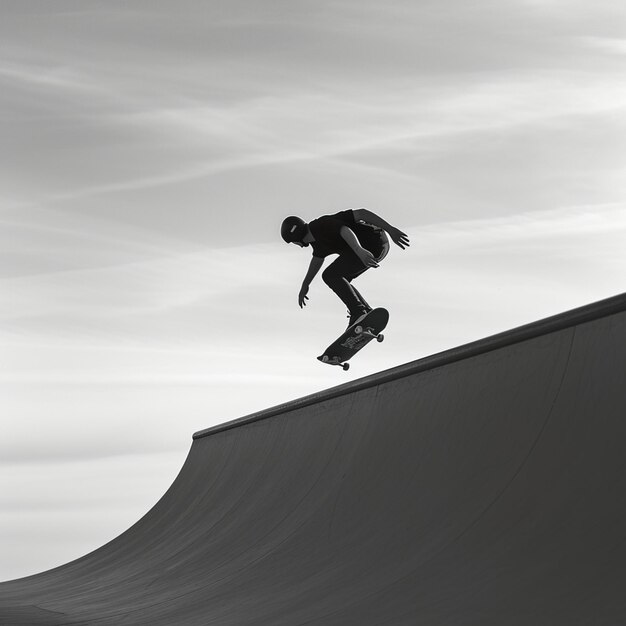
[{"left": 317, "top": 308, "right": 389, "bottom": 371}]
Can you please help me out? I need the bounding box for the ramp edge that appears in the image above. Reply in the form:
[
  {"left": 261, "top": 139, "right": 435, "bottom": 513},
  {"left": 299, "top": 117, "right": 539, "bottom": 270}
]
[{"left": 193, "top": 292, "right": 626, "bottom": 440}]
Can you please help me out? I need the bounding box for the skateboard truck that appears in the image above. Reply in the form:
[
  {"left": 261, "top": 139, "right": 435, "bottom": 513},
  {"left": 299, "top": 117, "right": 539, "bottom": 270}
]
[
  {"left": 320, "top": 355, "right": 350, "bottom": 371},
  {"left": 354, "top": 325, "right": 385, "bottom": 342}
]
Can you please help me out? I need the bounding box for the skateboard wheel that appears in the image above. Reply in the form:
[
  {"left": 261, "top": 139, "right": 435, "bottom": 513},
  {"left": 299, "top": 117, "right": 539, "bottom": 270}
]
[
  {"left": 354, "top": 325, "right": 363, "bottom": 334},
  {"left": 342, "top": 363, "right": 350, "bottom": 371},
  {"left": 322, "top": 355, "right": 330, "bottom": 362},
  {"left": 377, "top": 334, "right": 384, "bottom": 343}
]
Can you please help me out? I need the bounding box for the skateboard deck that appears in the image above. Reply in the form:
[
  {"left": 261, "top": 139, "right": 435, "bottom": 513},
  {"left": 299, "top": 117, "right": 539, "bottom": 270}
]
[{"left": 317, "top": 308, "right": 389, "bottom": 371}]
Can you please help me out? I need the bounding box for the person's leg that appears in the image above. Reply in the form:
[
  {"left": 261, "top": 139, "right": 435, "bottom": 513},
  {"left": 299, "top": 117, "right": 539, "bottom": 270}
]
[
  {"left": 322, "top": 232, "right": 390, "bottom": 325},
  {"left": 350, "top": 285, "right": 371, "bottom": 310},
  {"left": 322, "top": 255, "right": 371, "bottom": 325}
]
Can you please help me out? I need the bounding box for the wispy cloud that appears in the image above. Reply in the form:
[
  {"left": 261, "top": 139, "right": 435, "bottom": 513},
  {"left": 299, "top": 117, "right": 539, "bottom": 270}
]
[
  {"left": 8, "top": 66, "right": 625, "bottom": 213},
  {"left": 0, "top": 61, "right": 91, "bottom": 92},
  {"left": 584, "top": 36, "right": 626, "bottom": 56},
  {"left": 2, "top": 0, "right": 624, "bottom": 215}
]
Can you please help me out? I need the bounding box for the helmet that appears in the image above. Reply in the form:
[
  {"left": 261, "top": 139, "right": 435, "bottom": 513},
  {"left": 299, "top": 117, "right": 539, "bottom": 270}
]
[{"left": 281, "top": 216, "right": 307, "bottom": 243}]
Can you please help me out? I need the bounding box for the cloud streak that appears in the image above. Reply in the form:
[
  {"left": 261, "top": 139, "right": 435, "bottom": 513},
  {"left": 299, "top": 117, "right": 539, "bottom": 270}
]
[{"left": 2, "top": 0, "right": 625, "bottom": 217}]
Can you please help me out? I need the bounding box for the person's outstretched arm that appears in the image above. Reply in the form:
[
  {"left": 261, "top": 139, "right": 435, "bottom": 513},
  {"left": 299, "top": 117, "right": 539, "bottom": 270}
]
[
  {"left": 352, "top": 208, "right": 410, "bottom": 250},
  {"left": 299, "top": 256, "right": 324, "bottom": 308}
]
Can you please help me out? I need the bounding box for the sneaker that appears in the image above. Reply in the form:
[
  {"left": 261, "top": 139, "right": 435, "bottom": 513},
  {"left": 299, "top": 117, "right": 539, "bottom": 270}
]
[{"left": 347, "top": 307, "right": 372, "bottom": 328}]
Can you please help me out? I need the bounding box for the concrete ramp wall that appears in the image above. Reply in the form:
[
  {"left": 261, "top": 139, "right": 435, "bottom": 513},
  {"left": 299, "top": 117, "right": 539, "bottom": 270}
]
[{"left": 1, "top": 293, "right": 626, "bottom": 625}]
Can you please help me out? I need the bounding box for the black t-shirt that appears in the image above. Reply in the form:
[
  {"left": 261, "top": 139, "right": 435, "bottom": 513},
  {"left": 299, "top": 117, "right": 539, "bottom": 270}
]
[{"left": 309, "top": 210, "right": 383, "bottom": 259}]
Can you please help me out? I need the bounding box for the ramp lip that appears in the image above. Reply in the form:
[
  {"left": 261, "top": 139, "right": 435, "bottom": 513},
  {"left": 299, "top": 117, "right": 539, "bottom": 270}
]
[{"left": 193, "top": 292, "right": 626, "bottom": 440}]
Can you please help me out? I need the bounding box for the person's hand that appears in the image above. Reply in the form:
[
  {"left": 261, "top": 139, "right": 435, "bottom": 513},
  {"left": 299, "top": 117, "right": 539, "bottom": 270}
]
[
  {"left": 298, "top": 284, "right": 310, "bottom": 308},
  {"left": 388, "top": 226, "right": 410, "bottom": 250},
  {"left": 357, "top": 248, "right": 379, "bottom": 268}
]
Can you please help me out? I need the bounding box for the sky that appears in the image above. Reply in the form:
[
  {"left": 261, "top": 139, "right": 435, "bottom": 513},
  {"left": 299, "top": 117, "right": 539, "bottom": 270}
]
[{"left": 1, "top": 0, "right": 625, "bottom": 581}]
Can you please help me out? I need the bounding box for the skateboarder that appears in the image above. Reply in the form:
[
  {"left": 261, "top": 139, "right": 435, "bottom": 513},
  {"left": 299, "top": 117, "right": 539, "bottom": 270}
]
[{"left": 281, "top": 208, "right": 409, "bottom": 327}]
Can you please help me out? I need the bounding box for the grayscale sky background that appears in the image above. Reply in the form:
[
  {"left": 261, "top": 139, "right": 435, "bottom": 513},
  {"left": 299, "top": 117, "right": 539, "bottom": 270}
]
[{"left": 1, "top": 0, "right": 625, "bottom": 581}]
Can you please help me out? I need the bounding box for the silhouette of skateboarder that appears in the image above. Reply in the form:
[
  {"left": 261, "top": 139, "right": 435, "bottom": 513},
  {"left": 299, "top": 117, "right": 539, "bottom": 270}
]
[{"left": 281, "top": 208, "right": 409, "bottom": 327}]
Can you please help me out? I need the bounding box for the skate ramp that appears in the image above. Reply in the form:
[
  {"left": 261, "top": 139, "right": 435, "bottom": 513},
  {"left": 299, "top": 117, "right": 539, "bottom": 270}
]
[{"left": 1, "top": 293, "right": 626, "bottom": 625}]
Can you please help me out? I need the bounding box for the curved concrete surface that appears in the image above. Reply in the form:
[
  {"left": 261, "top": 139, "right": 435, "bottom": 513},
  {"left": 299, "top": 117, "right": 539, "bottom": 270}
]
[{"left": 1, "top": 293, "right": 626, "bottom": 625}]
